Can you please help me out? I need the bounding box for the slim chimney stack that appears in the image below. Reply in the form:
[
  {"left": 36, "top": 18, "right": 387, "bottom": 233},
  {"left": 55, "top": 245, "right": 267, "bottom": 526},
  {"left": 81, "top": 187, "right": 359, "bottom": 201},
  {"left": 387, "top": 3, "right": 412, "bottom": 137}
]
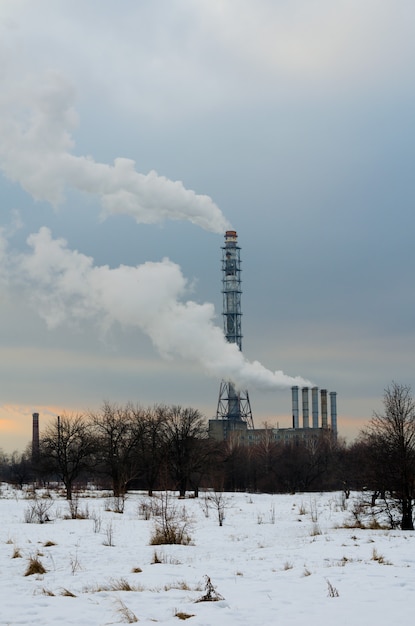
[
  {"left": 291, "top": 386, "right": 299, "bottom": 429},
  {"left": 311, "top": 387, "right": 319, "bottom": 429},
  {"left": 330, "top": 391, "right": 337, "bottom": 434},
  {"left": 321, "top": 389, "right": 328, "bottom": 429},
  {"left": 32, "top": 412, "right": 40, "bottom": 461},
  {"left": 302, "top": 387, "right": 309, "bottom": 428}
]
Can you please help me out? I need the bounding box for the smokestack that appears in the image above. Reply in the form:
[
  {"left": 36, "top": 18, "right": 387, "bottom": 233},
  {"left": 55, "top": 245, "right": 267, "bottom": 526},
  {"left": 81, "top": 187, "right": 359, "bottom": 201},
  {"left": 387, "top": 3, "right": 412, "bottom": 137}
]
[
  {"left": 32, "top": 412, "right": 39, "bottom": 461},
  {"left": 321, "top": 389, "right": 328, "bottom": 428},
  {"left": 291, "top": 386, "right": 299, "bottom": 429},
  {"left": 302, "top": 387, "right": 309, "bottom": 428},
  {"left": 311, "top": 386, "right": 319, "bottom": 429},
  {"left": 216, "top": 230, "right": 253, "bottom": 427},
  {"left": 330, "top": 391, "right": 337, "bottom": 434}
]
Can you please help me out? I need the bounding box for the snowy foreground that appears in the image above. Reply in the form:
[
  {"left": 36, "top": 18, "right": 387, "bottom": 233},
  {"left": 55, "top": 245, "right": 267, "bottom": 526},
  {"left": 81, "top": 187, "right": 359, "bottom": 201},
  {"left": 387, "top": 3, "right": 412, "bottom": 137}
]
[{"left": 1, "top": 487, "right": 414, "bottom": 625}]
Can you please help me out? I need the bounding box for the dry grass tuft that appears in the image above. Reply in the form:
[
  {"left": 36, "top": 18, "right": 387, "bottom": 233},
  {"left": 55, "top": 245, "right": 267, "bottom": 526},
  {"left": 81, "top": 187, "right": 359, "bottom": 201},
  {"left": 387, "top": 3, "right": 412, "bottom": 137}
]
[
  {"left": 371, "top": 548, "right": 392, "bottom": 565},
  {"left": 164, "top": 580, "right": 191, "bottom": 591},
  {"left": 83, "top": 579, "right": 145, "bottom": 593},
  {"left": 175, "top": 611, "right": 195, "bottom": 620},
  {"left": 116, "top": 599, "right": 138, "bottom": 623},
  {"left": 61, "top": 588, "right": 77, "bottom": 597},
  {"left": 151, "top": 549, "right": 162, "bottom": 564},
  {"left": 41, "top": 587, "right": 55, "bottom": 596},
  {"left": 110, "top": 578, "right": 135, "bottom": 592},
  {"left": 12, "top": 546, "right": 22, "bottom": 558},
  {"left": 25, "top": 555, "right": 47, "bottom": 576}
]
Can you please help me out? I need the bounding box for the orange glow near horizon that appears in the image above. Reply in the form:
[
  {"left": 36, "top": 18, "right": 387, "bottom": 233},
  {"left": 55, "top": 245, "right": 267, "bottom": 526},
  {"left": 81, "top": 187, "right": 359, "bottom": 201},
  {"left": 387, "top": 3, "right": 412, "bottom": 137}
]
[
  {"left": 0, "top": 404, "right": 83, "bottom": 454},
  {"left": 0, "top": 403, "right": 369, "bottom": 455}
]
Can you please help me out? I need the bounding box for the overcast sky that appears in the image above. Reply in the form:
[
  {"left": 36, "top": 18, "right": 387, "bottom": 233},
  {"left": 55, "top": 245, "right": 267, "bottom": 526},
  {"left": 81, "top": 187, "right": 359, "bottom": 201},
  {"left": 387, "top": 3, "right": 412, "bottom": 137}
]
[{"left": 1, "top": 0, "right": 414, "bottom": 453}]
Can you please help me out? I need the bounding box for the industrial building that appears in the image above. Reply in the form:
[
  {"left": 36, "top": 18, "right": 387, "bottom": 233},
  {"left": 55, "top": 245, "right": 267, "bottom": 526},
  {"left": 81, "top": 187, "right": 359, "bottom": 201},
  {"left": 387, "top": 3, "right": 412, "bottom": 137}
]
[{"left": 208, "top": 230, "right": 338, "bottom": 445}]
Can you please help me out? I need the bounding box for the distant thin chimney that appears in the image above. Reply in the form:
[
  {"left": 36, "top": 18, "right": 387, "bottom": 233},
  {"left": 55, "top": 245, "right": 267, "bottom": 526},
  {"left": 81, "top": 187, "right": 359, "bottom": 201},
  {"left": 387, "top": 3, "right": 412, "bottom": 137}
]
[{"left": 32, "top": 412, "right": 40, "bottom": 461}]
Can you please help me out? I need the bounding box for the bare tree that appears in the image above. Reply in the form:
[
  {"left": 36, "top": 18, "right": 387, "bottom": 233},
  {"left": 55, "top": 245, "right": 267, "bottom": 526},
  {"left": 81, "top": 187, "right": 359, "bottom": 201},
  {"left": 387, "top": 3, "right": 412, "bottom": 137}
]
[
  {"left": 90, "top": 402, "right": 144, "bottom": 497},
  {"left": 206, "top": 489, "right": 228, "bottom": 526},
  {"left": 361, "top": 382, "right": 415, "bottom": 530},
  {"left": 135, "top": 405, "right": 168, "bottom": 496},
  {"left": 8, "top": 449, "right": 34, "bottom": 489},
  {"left": 163, "top": 406, "right": 208, "bottom": 497},
  {"left": 40, "top": 413, "right": 96, "bottom": 500}
]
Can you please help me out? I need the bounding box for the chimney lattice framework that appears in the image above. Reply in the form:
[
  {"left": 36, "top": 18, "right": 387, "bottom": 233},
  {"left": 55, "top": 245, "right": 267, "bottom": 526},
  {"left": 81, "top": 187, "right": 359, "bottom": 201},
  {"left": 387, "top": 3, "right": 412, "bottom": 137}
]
[{"left": 216, "top": 230, "right": 253, "bottom": 428}]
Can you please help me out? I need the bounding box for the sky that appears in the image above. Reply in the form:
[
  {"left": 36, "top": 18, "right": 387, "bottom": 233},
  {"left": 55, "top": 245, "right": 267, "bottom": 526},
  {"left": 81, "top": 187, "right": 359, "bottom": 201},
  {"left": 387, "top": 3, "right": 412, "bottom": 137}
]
[{"left": 1, "top": 0, "right": 415, "bottom": 453}]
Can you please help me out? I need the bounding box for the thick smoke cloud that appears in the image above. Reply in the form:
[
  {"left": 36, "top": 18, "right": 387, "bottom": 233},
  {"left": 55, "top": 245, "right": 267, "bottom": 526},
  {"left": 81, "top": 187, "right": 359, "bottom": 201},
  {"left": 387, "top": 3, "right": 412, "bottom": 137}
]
[
  {"left": 13, "top": 227, "right": 310, "bottom": 390},
  {"left": 0, "top": 68, "right": 310, "bottom": 391},
  {"left": 0, "top": 71, "right": 230, "bottom": 234}
]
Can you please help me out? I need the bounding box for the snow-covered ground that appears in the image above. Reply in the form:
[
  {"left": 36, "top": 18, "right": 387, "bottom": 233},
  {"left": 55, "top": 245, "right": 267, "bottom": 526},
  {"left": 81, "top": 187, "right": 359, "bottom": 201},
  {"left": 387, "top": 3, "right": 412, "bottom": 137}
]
[{"left": 0, "top": 486, "right": 414, "bottom": 625}]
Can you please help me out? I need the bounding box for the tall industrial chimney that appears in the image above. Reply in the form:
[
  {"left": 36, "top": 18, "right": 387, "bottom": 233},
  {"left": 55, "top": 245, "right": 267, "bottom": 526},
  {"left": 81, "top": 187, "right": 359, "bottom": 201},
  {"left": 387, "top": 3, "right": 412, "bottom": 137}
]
[
  {"left": 330, "top": 391, "right": 337, "bottom": 434},
  {"left": 32, "top": 412, "right": 40, "bottom": 461},
  {"left": 302, "top": 387, "right": 309, "bottom": 428},
  {"left": 311, "top": 386, "right": 319, "bottom": 429},
  {"left": 216, "top": 230, "right": 253, "bottom": 427},
  {"left": 321, "top": 389, "right": 328, "bottom": 429},
  {"left": 291, "top": 386, "right": 299, "bottom": 429}
]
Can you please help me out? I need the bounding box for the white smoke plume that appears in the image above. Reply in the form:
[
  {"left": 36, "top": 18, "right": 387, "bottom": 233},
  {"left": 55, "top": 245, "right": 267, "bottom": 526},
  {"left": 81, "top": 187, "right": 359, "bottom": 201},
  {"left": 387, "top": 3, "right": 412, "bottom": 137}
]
[
  {"left": 0, "top": 70, "right": 230, "bottom": 234},
  {"left": 0, "top": 67, "right": 311, "bottom": 391},
  {"left": 14, "top": 228, "right": 311, "bottom": 391}
]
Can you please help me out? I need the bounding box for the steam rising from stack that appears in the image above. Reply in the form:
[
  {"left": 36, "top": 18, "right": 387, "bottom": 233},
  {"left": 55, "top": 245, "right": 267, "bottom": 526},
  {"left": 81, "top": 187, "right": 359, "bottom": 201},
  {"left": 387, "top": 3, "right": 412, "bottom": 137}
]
[
  {"left": 0, "top": 70, "right": 311, "bottom": 392},
  {"left": 0, "top": 72, "right": 229, "bottom": 234}
]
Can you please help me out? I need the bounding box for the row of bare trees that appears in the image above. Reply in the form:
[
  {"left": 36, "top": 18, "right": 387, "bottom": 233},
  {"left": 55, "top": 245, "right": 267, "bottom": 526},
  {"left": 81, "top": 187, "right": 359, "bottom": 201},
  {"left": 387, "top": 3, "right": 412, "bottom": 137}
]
[
  {"left": 1, "top": 382, "right": 415, "bottom": 530},
  {"left": 1, "top": 401, "right": 347, "bottom": 498},
  {"left": 33, "top": 403, "right": 208, "bottom": 500}
]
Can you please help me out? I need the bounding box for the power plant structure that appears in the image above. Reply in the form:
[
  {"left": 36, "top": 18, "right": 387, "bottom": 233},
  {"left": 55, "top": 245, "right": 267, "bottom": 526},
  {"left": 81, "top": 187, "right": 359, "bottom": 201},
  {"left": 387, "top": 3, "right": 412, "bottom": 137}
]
[
  {"left": 209, "top": 230, "right": 254, "bottom": 442},
  {"left": 209, "top": 230, "right": 338, "bottom": 445}
]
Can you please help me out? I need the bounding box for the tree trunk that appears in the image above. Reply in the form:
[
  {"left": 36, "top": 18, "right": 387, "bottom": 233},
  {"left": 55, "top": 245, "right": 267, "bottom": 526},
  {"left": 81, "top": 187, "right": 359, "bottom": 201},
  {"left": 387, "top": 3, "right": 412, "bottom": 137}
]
[
  {"left": 65, "top": 480, "right": 72, "bottom": 500},
  {"left": 178, "top": 477, "right": 187, "bottom": 498},
  {"left": 401, "top": 498, "right": 414, "bottom": 530}
]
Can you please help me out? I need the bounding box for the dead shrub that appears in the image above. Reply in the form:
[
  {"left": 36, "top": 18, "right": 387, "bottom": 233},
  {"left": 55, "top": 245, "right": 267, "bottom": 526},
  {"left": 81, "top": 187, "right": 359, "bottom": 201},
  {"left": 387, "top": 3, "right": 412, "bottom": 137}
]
[
  {"left": 326, "top": 579, "right": 339, "bottom": 597},
  {"left": 150, "top": 492, "right": 192, "bottom": 545},
  {"left": 103, "top": 520, "right": 115, "bottom": 546},
  {"left": 150, "top": 524, "right": 191, "bottom": 546},
  {"left": 24, "top": 498, "right": 54, "bottom": 524},
  {"left": 205, "top": 490, "right": 228, "bottom": 526},
  {"left": 195, "top": 575, "right": 224, "bottom": 603}
]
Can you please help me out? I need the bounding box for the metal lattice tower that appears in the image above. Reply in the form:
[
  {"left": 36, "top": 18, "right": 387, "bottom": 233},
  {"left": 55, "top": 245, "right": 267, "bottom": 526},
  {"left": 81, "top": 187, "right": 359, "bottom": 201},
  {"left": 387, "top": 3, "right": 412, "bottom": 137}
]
[{"left": 216, "top": 230, "right": 254, "bottom": 428}]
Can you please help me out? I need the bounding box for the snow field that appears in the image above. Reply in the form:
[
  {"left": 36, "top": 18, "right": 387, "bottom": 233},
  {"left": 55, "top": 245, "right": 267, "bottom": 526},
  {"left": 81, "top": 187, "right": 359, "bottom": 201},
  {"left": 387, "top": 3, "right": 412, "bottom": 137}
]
[{"left": 0, "top": 487, "right": 414, "bottom": 625}]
